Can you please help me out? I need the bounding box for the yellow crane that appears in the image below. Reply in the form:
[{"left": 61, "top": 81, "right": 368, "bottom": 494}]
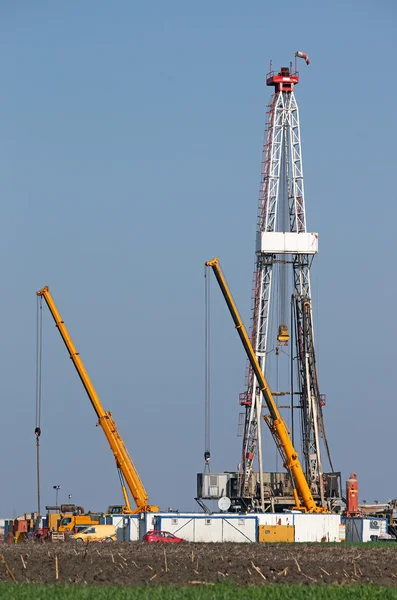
[
  {"left": 37, "top": 286, "right": 159, "bottom": 515},
  {"left": 205, "top": 258, "right": 327, "bottom": 513}
]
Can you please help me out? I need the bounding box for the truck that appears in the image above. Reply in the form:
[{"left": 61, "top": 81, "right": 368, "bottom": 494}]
[{"left": 46, "top": 504, "right": 103, "bottom": 533}]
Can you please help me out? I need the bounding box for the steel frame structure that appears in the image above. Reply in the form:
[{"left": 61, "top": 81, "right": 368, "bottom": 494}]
[{"left": 239, "top": 56, "right": 332, "bottom": 508}]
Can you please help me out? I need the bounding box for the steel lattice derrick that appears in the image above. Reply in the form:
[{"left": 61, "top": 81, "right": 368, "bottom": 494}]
[
  {"left": 239, "top": 256, "right": 273, "bottom": 501},
  {"left": 238, "top": 88, "right": 281, "bottom": 501},
  {"left": 293, "top": 261, "right": 324, "bottom": 501},
  {"left": 240, "top": 59, "right": 333, "bottom": 509},
  {"left": 293, "top": 261, "right": 334, "bottom": 498},
  {"left": 286, "top": 87, "right": 329, "bottom": 504},
  {"left": 285, "top": 90, "right": 325, "bottom": 502},
  {"left": 285, "top": 93, "right": 306, "bottom": 233},
  {"left": 239, "top": 89, "right": 286, "bottom": 502}
]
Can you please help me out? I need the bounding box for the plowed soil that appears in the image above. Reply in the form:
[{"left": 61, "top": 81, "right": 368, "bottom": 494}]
[{"left": 1, "top": 542, "right": 397, "bottom": 587}]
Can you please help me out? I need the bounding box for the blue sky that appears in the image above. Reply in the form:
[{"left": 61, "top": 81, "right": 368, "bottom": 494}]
[{"left": 0, "top": 0, "right": 396, "bottom": 516}]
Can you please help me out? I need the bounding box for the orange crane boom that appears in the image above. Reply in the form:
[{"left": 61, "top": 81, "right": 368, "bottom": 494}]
[
  {"left": 205, "top": 258, "right": 327, "bottom": 513},
  {"left": 37, "top": 286, "right": 158, "bottom": 514}
]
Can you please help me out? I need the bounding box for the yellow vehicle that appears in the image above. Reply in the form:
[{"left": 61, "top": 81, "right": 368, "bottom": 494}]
[
  {"left": 59, "top": 514, "right": 101, "bottom": 533},
  {"left": 72, "top": 524, "right": 116, "bottom": 543},
  {"left": 205, "top": 258, "right": 327, "bottom": 514},
  {"left": 46, "top": 512, "right": 61, "bottom": 532},
  {"left": 37, "top": 286, "right": 159, "bottom": 515},
  {"left": 45, "top": 504, "right": 102, "bottom": 533}
]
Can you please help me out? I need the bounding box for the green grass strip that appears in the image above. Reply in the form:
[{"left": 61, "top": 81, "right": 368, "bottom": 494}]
[{"left": 1, "top": 584, "right": 397, "bottom": 599}]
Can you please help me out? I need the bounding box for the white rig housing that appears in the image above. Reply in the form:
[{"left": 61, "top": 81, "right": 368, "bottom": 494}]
[{"left": 256, "top": 231, "right": 318, "bottom": 254}]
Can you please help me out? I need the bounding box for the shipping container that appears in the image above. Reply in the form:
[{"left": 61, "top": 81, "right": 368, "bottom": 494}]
[
  {"left": 142, "top": 512, "right": 157, "bottom": 537},
  {"left": 126, "top": 517, "right": 139, "bottom": 541},
  {"left": 221, "top": 517, "right": 257, "bottom": 542},
  {"left": 344, "top": 517, "right": 388, "bottom": 542},
  {"left": 99, "top": 514, "right": 139, "bottom": 541},
  {"left": 256, "top": 513, "right": 294, "bottom": 527},
  {"left": 194, "top": 517, "right": 224, "bottom": 542},
  {"left": 293, "top": 513, "right": 341, "bottom": 542},
  {"left": 154, "top": 515, "right": 195, "bottom": 541},
  {"left": 154, "top": 514, "right": 257, "bottom": 543}
]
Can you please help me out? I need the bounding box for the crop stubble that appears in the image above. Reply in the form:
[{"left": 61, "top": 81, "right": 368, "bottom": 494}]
[{"left": 0, "top": 543, "right": 396, "bottom": 587}]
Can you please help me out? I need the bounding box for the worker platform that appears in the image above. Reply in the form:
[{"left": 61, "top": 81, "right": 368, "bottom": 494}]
[{"left": 256, "top": 232, "right": 318, "bottom": 254}]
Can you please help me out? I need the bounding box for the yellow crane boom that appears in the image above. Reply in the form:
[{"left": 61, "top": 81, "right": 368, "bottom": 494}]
[
  {"left": 205, "top": 258, "right": 326, "bottom": 513},
  {"left": 37, "top": 286, "right": 158, "bottom": 514}
]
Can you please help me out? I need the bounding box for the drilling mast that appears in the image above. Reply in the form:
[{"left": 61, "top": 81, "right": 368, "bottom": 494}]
[
  {"left": 196, "top": 53, "right": 339, "bottom": 513},
  {"left": 238, "top": 52, "right": 334, "bottom": 508}
]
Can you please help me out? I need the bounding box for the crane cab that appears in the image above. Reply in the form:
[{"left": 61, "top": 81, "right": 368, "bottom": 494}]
[{"left": 107, "top": 505, "right": 130, "bottom": 515}]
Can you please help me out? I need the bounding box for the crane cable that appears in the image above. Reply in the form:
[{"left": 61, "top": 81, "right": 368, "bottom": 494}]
[
  {"left": 275, "top": 344, "right": 279, "bottom": 472},
  {"left": 279, "top": 142, "right": 288, "bottom": 329},
  {"left": 204, "top": 266, "right": 211, "bottom": 472},
  {"left": 35, "top": 296, "right": 43, "bottom": 520}
]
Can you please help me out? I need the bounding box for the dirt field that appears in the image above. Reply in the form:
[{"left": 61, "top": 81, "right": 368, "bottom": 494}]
[{"left": 1, "top": 542, "right": 397, "bottom": 587}]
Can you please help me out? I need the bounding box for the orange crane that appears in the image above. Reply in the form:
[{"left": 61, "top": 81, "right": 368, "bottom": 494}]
[
  {"left": 37, "top": 286, "right": 159, "bottom": 515},
  {"left": 205, "top": 258, "right": 327, "bottom": 513}
]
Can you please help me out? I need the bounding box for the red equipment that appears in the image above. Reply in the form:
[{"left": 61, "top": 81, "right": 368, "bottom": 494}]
[
  {"left": 143, "top": 530, "right": 185, "bottom": 543},
  {"left": 346, "top": 472, "right": 359, "bottom": 516}
]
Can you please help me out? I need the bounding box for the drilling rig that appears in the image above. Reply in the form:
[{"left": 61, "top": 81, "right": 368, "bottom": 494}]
[{"left": 197, "top": 53, "right": 341, "bottom": 513}]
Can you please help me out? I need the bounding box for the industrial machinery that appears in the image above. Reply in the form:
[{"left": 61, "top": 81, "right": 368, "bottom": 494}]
[
  {"left": 5, "top": 515, "right": 38, "bottom": 543},
  {"left": 359, "top": 501, "right": 397, "bottom": 539},
  {"left": 37, "top": 286, "right": 159, "bottom": 515},
  {"left": 47, "top": 504, "right": 103, "bottom": 533},
  {"left": 198, "top": 53, "right": 341, "bottom": 513},
  {"left": 204, "top": 257, "right": 326, "bottom": 514},
  {"left": 346, "top": 474, "right": 359, "bottom": 517}
]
